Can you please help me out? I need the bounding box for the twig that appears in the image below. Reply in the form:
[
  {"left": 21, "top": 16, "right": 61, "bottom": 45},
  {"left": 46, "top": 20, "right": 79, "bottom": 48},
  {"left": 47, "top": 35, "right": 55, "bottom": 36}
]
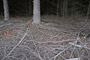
[
  {"left": 8, "top": 56, "right": 18, "bottom": 60},
  {"left": 32, "top": 40, "right": 44, "bottom": 60},
  {"left": 1, "top": 30, "right": 29, "bottom": 60},
  {"left": 69, "top": 42, "right": 90, "bottom": 50},
  {"left": 0, "top": 23, "right": 12, "bottom": 28},
  {"left": 4, "top": 46, "right": 6, "bottom": 56},
  {"left": 19, "top": 45, "right": 44, "bottom": 60},
  {"left": 21, "top": 53, "right": 29, "bottom": 60},
  {"left": 50, "top": 45, "right": 71, "bottom": 60},
  {"left": 70, "top": 44, "right": 76, "bottom": 58},
  {"left": 65, "top": 58, "right": 80, "bottom": 60}
]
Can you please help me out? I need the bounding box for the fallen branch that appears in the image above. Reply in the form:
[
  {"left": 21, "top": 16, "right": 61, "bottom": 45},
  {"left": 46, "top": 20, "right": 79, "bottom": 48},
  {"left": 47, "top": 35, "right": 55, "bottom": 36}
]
[
  {"left": 0, "top": 23, "right": 12, "bottom": 28},
  {"left": 69, "top": 42, "right": 90, "bottom": 50},
  {"left": 1, "top": 30, "right": 29, "bottom": 60},
  {"left": 50, "top": 45, "right": 71, "bottom": 60},
  {"left": 65, "top": 58, "right": 80, "bottom": 60},
  {"left": 19, "top": 45, "right": 44, "bottom": 60}
]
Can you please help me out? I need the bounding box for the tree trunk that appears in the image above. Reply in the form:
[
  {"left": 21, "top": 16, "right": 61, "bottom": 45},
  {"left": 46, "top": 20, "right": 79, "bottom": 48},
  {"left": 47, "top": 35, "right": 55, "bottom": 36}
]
[
  {"left": 28, "top": 0, "right": 33, "bottom": 15},
  {"left": 25, "top": 0, "right": 28, "bottom": 16},
  {"left": 60, "top": 0, "right": 63, "bottom": 16},
  {"left": 32, "top": 0, "right": 40, "bottom": 24},
  {"left": 57, "top": 0, "right": 60, "bottom": 16},
  {"left": 63, "top": 0, "right": 68, "bottom": 17},
  {"left": 3, "top": 0, "right": 9, "bottom": 20}
]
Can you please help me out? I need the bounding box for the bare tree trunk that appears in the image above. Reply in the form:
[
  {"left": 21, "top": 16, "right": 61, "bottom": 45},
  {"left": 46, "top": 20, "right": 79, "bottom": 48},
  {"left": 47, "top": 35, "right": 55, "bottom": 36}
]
[
  {"left": 57, "top": 0, "right": 60, "bottom": 16},
  {"left": 3, "top": 0, "right": 9, "bottom": 20},
  {"left": 60, "top": 0, "right": 63, "bottom": 16},
  {"left": 25, "top": 0, "right": 28, "bottom": 16},
  {"left": 63, "top": 0, "right": 68, "bottom": 17},
  {"left": 28, "top": 0, "right": 33, "bottom": 15},
  {"left": 32, "top": 0, "right": 40, "bottom": 24}
]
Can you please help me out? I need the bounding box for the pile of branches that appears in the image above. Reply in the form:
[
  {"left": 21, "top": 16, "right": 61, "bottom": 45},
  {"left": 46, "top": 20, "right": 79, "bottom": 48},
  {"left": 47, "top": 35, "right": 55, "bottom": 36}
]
[{"left": 0, "top": 18, "right": 90, "bottom": 60}]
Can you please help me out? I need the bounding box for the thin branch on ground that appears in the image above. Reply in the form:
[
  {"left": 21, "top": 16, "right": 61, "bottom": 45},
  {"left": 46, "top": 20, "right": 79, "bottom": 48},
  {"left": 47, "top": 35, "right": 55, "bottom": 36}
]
[{"left": 1, "top": 29, "right": 29, "bottom": 60}]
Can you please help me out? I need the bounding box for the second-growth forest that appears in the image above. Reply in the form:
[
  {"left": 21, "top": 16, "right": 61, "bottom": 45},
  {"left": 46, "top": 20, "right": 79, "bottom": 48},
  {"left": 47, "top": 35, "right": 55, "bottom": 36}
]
[
  {"left": 0, "top": 0, "right": 89, "bottom": 17},
  {"left": 0, "top": 0, "right": 90, "bottom": 60}
]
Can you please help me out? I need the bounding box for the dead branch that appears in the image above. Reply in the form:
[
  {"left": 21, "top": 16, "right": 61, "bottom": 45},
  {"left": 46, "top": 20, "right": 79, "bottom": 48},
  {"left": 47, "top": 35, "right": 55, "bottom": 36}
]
[
  {"left": 0, "top": 23, "right": 12, "bottom": 28},
  {"left": 1, "top": 30, "right": 29, "bottom": 60},
  {"left": 69, "top": 42, "right": 90, "bottom": 50},
  {"left": 50, "top": 45, "right": 71, "bottom": 60},
  {"left": 65, "top": 58, "right": 80, "bottom": 60}
]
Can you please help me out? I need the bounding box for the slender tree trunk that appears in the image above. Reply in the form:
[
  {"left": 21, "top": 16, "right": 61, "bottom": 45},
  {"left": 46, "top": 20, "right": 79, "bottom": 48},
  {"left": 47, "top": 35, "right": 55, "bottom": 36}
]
[
  {"left": 63, "top": 0, "right": 68, "bottom": 17},
  {"left": 60, "top": 0, "right": 63, "bottom": 16},
  {"left": 25, "top": 0, "right": 28, "bottom": 16},
  {"left": 32, "top": 0, "right": 40, "bottom": 24},
  {"left": 28, "top": 0, "right": 32, "bottom": 15},
  {"left": 57, "top": 0, "right": 60, "bottom": 16},
  {"left": 3, "top": 0, "right": 9, "bottom": 20}
]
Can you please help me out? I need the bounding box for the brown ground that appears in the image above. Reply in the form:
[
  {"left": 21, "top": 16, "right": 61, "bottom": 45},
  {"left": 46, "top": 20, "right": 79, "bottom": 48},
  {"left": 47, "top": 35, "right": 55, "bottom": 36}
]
[{"left": 0, "top": 15, "right": 90, "bottom": 60}]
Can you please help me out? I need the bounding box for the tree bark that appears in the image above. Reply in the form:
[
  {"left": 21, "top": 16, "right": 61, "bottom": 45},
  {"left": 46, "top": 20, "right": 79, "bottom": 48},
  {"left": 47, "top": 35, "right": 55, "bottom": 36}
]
[
  {"left": 32, "top": 0, "right": 40, "bottom": 24},
  {"left": 3, "top": 0, "right": 9, "bottom": 20},
  {"left": 63, "top": 0, "right": 68, "bottom": 17},
  {"left": 57, "top": 0, "right": 60, "bottom": 16},
  {"left": 28, "top": 0, "right": 33, "bottom": 15}
]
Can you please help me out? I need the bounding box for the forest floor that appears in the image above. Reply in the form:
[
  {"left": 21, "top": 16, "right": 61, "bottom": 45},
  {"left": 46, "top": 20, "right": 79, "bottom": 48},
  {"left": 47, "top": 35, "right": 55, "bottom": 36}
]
[{"left": 0, "top": 15, "right": 90, "bottom": 60}]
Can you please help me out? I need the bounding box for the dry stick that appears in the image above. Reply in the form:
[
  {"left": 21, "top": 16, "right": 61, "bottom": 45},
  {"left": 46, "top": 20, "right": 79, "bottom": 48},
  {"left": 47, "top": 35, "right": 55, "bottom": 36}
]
[
  {"left": 68, "top": 8, "right": 90, "bottom": 59},
  {"left": 0, "top": 23, "right": 12, "bottom": 28},
  {"left": 50, "top": 45, "right": 72, "bottom": 60},
  {"left": 69, "top": 33, "right": 81, "bottom": 58},
  {"left": 71, "top": 5, "right": 90, "bottom": 57},
  {"left": 69, "top": 7, "right": 90, "bottom": 58},
  {"left": 59, "top": 54, "right": 66, "bottom": 60},
  {"left": 21, "top": 53, "right": 29, "bottom": 60},
  {"left": 8, "top": 56, "right": 18, "bottom": 60},
  {"left": 19, "top": 45, "right": 44, "bottom": 60},
  {"left": 65, "top": 58, "right": 80, "bottom": 60},
  {"left": 1, "top": 30, "right": 29, "bottom": 60},
  {"left": 69, "top": 42, "right": 90, "bottom": 50},
  {"left": 78, "top": 1, "right": 90, "bottom": 34},
  {"left": 32, "top": 40, "right": 44, "bottom": 60},
  {"left": 70, "top": 45, "right": 76, "bottom": 58},
  {"left": 69, "top": 23, "right": 88, "bottom": 59},
  {"left": 4, "top": 46, "right": 6, "bottom": 56},
  {"left": 72, "top": 0, "right": 90, "bottom": 50},
  {"left": 76, "top": 1, "right": 90, "bottom": 41}
]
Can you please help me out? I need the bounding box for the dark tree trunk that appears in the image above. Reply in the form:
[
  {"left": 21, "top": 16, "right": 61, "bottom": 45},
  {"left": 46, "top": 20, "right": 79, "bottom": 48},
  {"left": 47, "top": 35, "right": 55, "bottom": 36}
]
[
  {"left": 28, "top": 0, "right": 33, "bottom": 15},
  {"left": 57, "top": 0, "right": 60, "bottom": 16},
  {"left": 63, "top": 0, "right": 68, "bottom": 17}
]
